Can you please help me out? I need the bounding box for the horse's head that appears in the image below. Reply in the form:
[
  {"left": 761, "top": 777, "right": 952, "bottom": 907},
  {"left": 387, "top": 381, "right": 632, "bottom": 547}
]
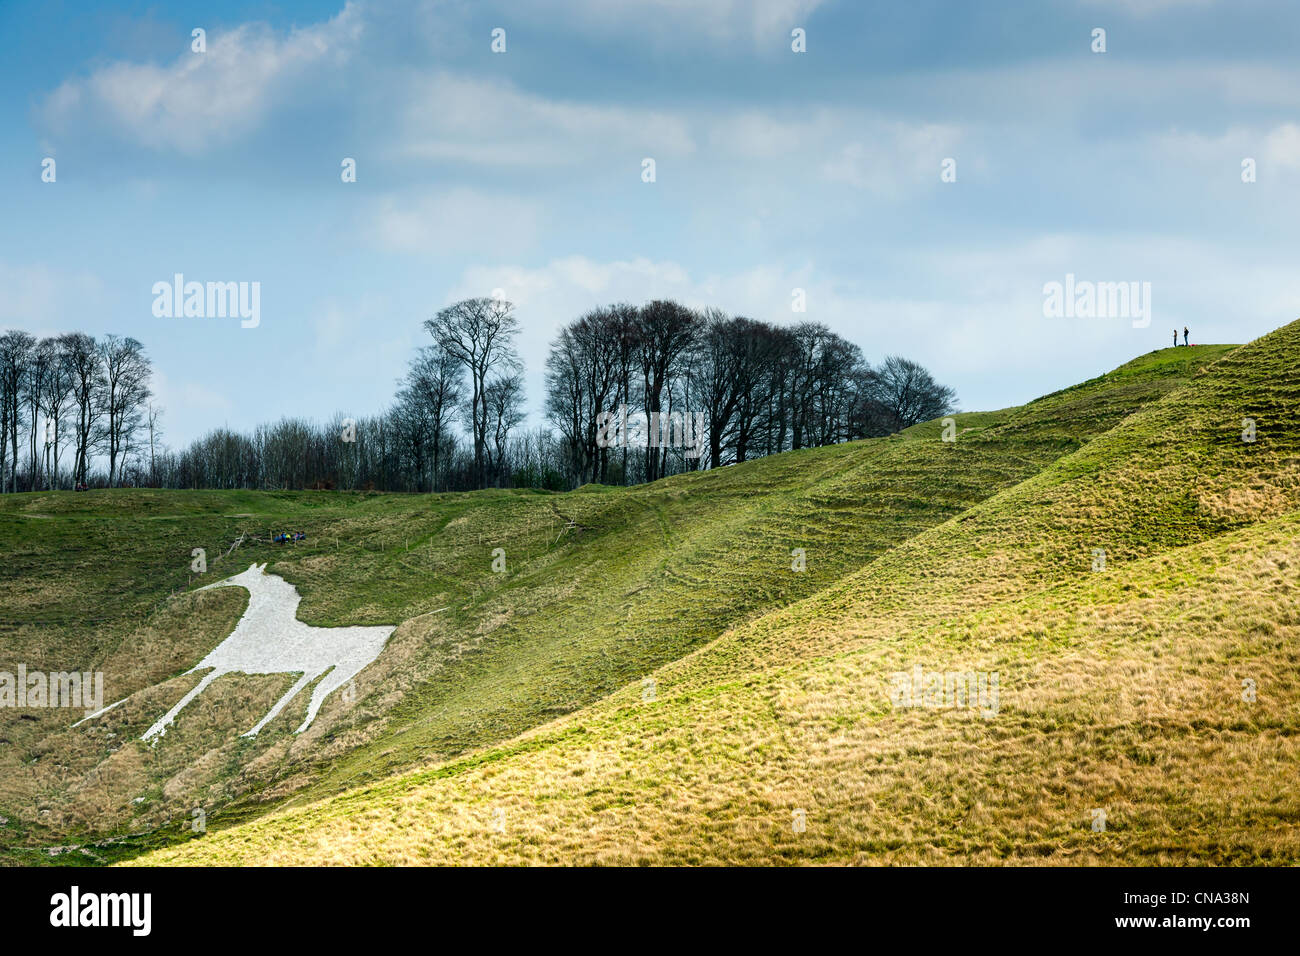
[{"left": 198, "top": 562, "right": 267, "bottom": 592}]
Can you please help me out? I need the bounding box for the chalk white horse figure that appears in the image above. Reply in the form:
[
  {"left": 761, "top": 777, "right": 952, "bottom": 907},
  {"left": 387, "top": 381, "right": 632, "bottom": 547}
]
[{"left": 81, "top": 563, "right": 396, "bottom": 741}]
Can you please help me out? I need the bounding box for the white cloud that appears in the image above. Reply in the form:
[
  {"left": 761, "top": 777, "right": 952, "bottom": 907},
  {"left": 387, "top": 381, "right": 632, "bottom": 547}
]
[
  {"left": 697, "top": 109, "right": 966, "bottom": 202},
  {"left": 1151, "top": 121, "right": 1300, "bottom": 178},
  {"left": 875, "top": 61, "right": 1300, "bottom": 130},
  {"left": 41, "top": 3, "right": 363, "bottom": 153},
  {"left": 1264, "top": 122, "right": 1300, "bottom": 170},
  {"left": 395, "top": 73, "right": 695, "bottom": 167},
  {"left": 820, "top": 122, "right": 961, "bottom": 195},
  {"left": 513, "top": 0, "right": 828, "bottom": 48},
  {"left": 452, "top": 254, "right": 820, "bottom": 324}
]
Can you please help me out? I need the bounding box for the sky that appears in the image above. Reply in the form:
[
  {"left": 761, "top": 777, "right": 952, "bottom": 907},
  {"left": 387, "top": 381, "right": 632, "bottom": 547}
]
[{"left": 3, "top": 0, "right": 1300, "bottom": 447}]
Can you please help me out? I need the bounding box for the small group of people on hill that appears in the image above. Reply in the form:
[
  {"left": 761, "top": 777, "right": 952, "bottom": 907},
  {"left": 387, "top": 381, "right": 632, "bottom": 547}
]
[
  {"left": 273, "top": 531, "right": 306, "bottom": 544},
  {"left": 1174, "top": 326, "right": 1190, "bottom": 347}
]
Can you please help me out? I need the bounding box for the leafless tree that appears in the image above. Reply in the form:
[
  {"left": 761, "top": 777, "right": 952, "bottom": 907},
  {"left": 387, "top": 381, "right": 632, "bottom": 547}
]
[
  {"left": 545, "top": 307, "right": 624, "bottom": 485},
  {"left": 99, "top": 335, "right": 152, "bottom": 487},
  {"left": 863, "top": 354, "right": 958, "bottom": 433},
  {"left": 688, "top": 310, "right": 788, "bottom": 469},
  {"left": 146, "top": 401, "right": 164, "bottom": 487},
  {"left": 0, "top": 331, "right": 35, "bottom": 493},
  {"left": 22, "top": 339, "right": 57, "bottom": 489},
  {"left": 40, "top": 338, "right": 75, "bottom": 489},
  {"left": 545, "top": 325, "right": 588, "bottom": 484},
  {"left": 424, "top": 297, "right": 521, "bottom": 489},
  {"left": 484, "top": 373, "right": 526, "bottom": 486},
  {"left": 59, "top": 332, "right": 102, "bottom": 486},
  {"left": 728, "top": 320, "right": 782, "bottom": 463},
  {"left": 395, "top": 343, "right": 463, "bottom": 491},
  {"left": 636, "top": 300, "right": 699, "bottom": 481}
]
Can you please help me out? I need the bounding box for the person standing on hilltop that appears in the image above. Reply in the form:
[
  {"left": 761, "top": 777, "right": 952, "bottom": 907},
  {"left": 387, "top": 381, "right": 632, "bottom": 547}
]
[
  {"left": 1184, "top": 326, "right": 1190, "bottom": 346},
  {"left": 1174, "top": 329, "right": 1179, "bottom": 347}
]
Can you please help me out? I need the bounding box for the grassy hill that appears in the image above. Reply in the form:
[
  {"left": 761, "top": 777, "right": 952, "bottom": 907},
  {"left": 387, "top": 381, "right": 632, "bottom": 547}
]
[{"left": 8, "top": 339, "right": 1297, "bottom": 865}]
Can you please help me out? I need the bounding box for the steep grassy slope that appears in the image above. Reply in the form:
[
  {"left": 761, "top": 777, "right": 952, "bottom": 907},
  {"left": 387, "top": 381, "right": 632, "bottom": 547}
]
[
  {"left": 0, "top": 344, "right": 1245, "bottom": 864},
  {"left": 124, "top": 326, "right": 1300, "bottom": 866}
]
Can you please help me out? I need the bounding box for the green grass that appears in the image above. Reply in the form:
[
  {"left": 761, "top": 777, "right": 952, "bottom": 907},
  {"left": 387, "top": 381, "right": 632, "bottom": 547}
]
[{"left": 6, "top": 339, "right": 1288, "bottom": 866}]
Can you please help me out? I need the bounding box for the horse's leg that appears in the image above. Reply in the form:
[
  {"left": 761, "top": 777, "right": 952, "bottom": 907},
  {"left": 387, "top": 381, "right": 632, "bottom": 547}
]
[
  {"left": 242, "top": 671, "right": 314, "bottom": 737},
  {"left": 142, "top": 669, "right": 223, "bottom": 741},
  {"left": 72, "top": 695, "right": 128, "bottom": 727},
  {"left": 294, "top": 664, "right": 356, "bottom": 735}
]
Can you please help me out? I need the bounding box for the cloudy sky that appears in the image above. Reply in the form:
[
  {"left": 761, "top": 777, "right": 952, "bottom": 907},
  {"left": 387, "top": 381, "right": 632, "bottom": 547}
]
[{"left": 3, "top": 0, "right": 1299, "bottom": 445}]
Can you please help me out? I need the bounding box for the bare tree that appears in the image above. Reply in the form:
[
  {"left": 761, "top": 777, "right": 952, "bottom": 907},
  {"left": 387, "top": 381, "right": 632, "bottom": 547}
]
[
  {"left": 99, "top": 335, "right": 153, "bottom": 487},
  {"left": 424, "top": 297, "right": 521, "bottom": 489},
  {"left": 636, "top": 300, "right": 699, "bottom": 482},
  {"left": 607, "top": 304, "right": 640, "bottom": 482},
  {"left": 0, "top": 331, "right": 35, "bottom": 493},
  {"left": 395, "top": 343, "right": 462, "bottom": 491},
  {"left": 41, "top": 339, "right": 75, "bottom": 489},
  {"left": 24, "top": 339, "right": 58, "bottom": 490},
  {"left": 810, "top": 332, "right": 866, "bottom": 446},
  {"left": 484, "top": 373, "right": 525, "bottom": 486},
  {"left": 729, "top": 319, "right": 781, "bottom": 463},
  {"left": 545, "top": 307, "right": 624, "bottom": 485},
  {"left": 146, "top": 401, "right": 164, "bottom": 487},
  {"left": 689, "top": 310, "right": 780, "bottom": 469},
  {"left": 61, "top": 332, "right": 102, "bottom": 486},
  {"left": 863, "top": 355, "right": 958, "bottom": 433},
  {"left": 688, "top": 309, "right": 739, "bottom": 469},
  {"left": 544, "top": 325, "right": 589, "bottom": 484}
]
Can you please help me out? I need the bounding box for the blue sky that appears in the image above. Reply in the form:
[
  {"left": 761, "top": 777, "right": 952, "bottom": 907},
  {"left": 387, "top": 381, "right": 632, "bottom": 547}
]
[{"left": 3, "top": 0, "right": 1300, "bottom": 446}]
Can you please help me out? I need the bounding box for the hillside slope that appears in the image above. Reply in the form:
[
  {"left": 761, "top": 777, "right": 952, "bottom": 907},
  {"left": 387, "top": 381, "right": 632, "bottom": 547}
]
[
  {"left": 0, "top": 343, "right": 1265, "bottom": 865},
  {"left": 124, "top": 330, "right": 1300, "bottom": 866}
]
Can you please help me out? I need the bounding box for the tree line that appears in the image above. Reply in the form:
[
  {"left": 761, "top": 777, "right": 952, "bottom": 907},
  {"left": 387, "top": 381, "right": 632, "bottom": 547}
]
[
  {"left": 545, "top": 301, "right": 957, "bottom": 486},
  {"left": 0, "top": 298, "right": 956, "bottom": 493},
  {"left": 0, "top": 331, "right": 157, "bottom": 492}
]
